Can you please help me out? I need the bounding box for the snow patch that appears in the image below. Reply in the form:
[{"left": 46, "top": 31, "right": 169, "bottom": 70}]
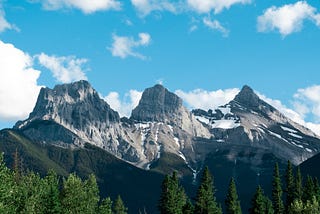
[
  {"left": 305, "top": 148, "right": 313, "bottom": 153},
  {"left": 281, "top": 126, "right": 298, "bottom": 133},
  {"left": 174, "top": 137, "right": 180, "bottom": 147},
  {"left": 211, "top": 120, "right": 240, "bottom": 129},
  {"left": 195, "top": 116, "right": 210, "bottom": 124},
  {"left": 288, "top": 133, "right": 303, "bottom": 139}
]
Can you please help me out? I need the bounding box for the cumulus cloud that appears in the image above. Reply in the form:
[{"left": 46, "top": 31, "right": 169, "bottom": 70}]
[
  {"left": 257, "top": 1, "right": 320, "bottom": 37},
  {"left": 0, "top": 40, "right": 42, "bottom": 121},
  {"left": 33, "top": 0, "right": 121, "bottom": 14},
  {"left": 104, "top": 90, "right": 142, "bottom": 117},
  {"left": 203, "top": 17, "right": 229, "bottom": 36},
  {"left": 175, "top": 88, "right": 240, "bottom": 110},
  {"left": 131, "top": 0, "right": 178, "bottom": 16},
  {"left": 293, "top": 85, "right": 320, "bottom": 122},
  {"left": 109, "top": 32, "right": 151, "bottom": 60},
  {"left": 37, "top": 53, "right": 88, "bottom": 83},
  {"left": 187, "top": 0, "right": 251, "bottom": 14},
  {"left": 258, "top": 92, "right": 320, "bottom": 136}
]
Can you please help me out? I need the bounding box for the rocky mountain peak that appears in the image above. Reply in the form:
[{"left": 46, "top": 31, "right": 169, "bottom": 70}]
[
  {"left": 233, "top": 85, "right": 261, "bottom": 108},
  {"left": 16, "top": 80, "right": 120, "bottom": 130},
  {"left": 130, "top": 84, "right": 183, "bottom": 122}
]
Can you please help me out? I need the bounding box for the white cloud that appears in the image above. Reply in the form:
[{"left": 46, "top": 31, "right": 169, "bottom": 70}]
[
  {"left": 258, "top": 92, "right": 320, "bottom": 136},
  {"left": 109, "top": 32, "right": 151, "bottom": 60},
  {"left": 0, "top": 4, "right": 13, "bottom": 33},
  {"left": 203, "top": 17, "right": 229, "bottom": 36},
  {"left": 104, "top": 90, "right": 142, "bottom": 117},
  {"left": 175, "top": 88, "right": 240, "bottom": 110},
  {"left": 34, "top": 0, "right": 121, "bottom": 14},
  {"left": 131, "top": 0, "right": 178, "bottom": 16},
  {"left": 257, "top": 1, "right": 320, "bottom": 37},
  {"left": 37, "top": 53, "right": 88, "bottom": 83},
  {"left": 187, "top": 0, "right": 251, "bottom": 14},
  {"left": 0, "top": 40, "right": 42, "bottom": 121},
  {"left": 293, "top": 85, "right": 320, "bottom": 122}
]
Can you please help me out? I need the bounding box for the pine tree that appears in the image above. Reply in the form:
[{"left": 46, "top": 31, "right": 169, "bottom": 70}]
[
  {"left": 225, "top": 177, "right": 242, "bottom": 214},
  {"left": 250, "top": 186, "right": 266, "bottom": 214},
  {"left": 42, "top": 170, "right": 62, "bottom": 214},
  {"left": 302, "top": 175, "right": 315, "bottom": 203},
  {"left": 195, "top": 166, "right": 222, "bottom": 214},
  {"left": 285, "top": 160, "right": 295, "bottom": 212},
  {"left": 113, "top": 195, "right": 128, "bottom": 214},
  {"left": 313, "top": 177, "right": 320, "bottom": 202},
  {"left": 158, "top": 172, "right": 187, "bottom": 214},
  {"left": 294, "top": 167, "right": 303, "bottom": 201},
  {"left": 272, "top": 163, "right": 284, "bottom": 214},
  {"left": 84, "top": 174, "right": 100, "bottom": 213},
  {"left": 265, "top": 197, "right": 274, "bottom": 214},
  {"left": 99, "top": 197, "right": 112, "bottom": 214},
  {"left": 183, "top": 199, "right": 194, "bottom": 214}
]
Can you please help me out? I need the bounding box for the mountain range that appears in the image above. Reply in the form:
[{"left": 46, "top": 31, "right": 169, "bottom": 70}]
[{"left": 1, "top": 80, "right": 320, "bottom": 213}]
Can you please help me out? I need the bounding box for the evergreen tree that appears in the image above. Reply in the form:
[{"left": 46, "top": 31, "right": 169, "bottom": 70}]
[
  {"left": 113, "top": 195, "right": 128, "bottom": 214},
  {"left": 195, "top": 166, "right": 222, "bottom": 214},
  {"left": 158, "top": 172, "right": 187, "bottom": 214},
  {"left": 250, "top": 186, "right": 266, "bottom": 214},
  {"left": 294, "top": 167, "right": 303, "bottom": 201},
  {"left": 61, "top": 173, "right": 88, "bottom": 213},
  {"left": 98, "top": 197, "right": 113, "bottom": 214},
  {"left": 272, "top": 163, "right": 284, "bottom": 214},
  {"left": 183, "top": 199, "right": 194, "bottom": 214},
  {"left": 225, "top": 177, "right": 242, "bottom": 214},
  {"left": 0, "top": 153, "right": 17, "bottom": 213},
  {"left": 284, "top": 160, "right": 295, "bottom": 212},
  {"left": 313, "top": 177, "right": 320, "bottom": 202},
  {"left": 42, "top": 170, "right": 62, "bottom": 214},
  {"left": 265, "top": 197, "right": 274, "bottom": 214},
  {"left": 302, "top": 175, "right": 315, "bottom": 203},
  {"left": 84, "top": 174, "right": 100, "bottom": 213}
]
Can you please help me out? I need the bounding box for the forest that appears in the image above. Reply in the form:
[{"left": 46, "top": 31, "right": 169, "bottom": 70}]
[{"left": 0, "top": 151, "right": 319, "bottom": 214}]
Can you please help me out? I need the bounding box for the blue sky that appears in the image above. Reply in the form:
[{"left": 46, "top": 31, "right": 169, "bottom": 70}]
[{"left": 0, "top": 0, "right": 320, "bottom": 134}]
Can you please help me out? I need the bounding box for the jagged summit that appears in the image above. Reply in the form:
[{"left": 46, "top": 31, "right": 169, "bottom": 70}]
[
  {"left": 16, "top": 80, "right": 120, "bottom": 130},
  {"left": 130, "top": 84, "right": 183, "bottom": 122},
  {"left": 233, "top": 85, "right": 262, "bottom": 108}
]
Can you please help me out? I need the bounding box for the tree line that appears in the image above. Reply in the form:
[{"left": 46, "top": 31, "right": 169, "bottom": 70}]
[
  {"left": 159, "top": 161, "right": 320, "bottom": 214},
  {"left": 0, "top": 153, "right": 127, "bottom": 214}
]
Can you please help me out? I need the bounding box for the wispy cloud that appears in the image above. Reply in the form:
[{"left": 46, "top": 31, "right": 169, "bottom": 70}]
[
  {"left": 37, "top": 53, "right": 88, "bottom": 83},
  {"left": 257, "top": 1, "right": 320, "bottom": 37},
  {"left": 109, "top": 32, "right": 151, "bottom": 60},
  {"left": 187, "top": 0, "right": 251, "bottom": 14},
  {"left": 32, "top": 0, "right": 121, "bottom": 14},
  {"left": 0, "top": 40, "right": 42, "bottom": 121},
  {"left": 0, "top": 4, "right": 15, "bottom": 33},
  {"left": 203, "top": 17, "right": 229, "bottom": 37},
  {"left": 104, "top": 90, "right": 142, "bottom": 117},
  {"left": 131, "top": 0, "right": 178, "bottom": 16}
]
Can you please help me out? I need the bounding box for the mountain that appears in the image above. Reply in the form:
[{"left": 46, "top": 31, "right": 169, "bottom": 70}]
[
  {"left": 2, "top": 81, "right": 320, "bottom": 212},
  {"left": 192, "top": 85, "right": 320, "bottom": 165}
]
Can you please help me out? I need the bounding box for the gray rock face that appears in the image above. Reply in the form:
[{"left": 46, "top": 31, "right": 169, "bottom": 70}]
[
  {"left": 131, "top": 84, "right": 182, "bottom": 123},
  {"left": 14, "top": 81, "right": 320, "bottom": 173},
  {"left": 193, "top": 85, "right": 320, "bottom": 165}
]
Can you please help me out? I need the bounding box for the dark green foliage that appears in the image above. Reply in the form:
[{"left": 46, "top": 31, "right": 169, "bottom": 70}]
[
  {"left": 272, "top": 163, "right": 284, "bottom": 214},
  {"left": 42, "top": 170, "right": 62, "bottom": 214},
  {"left": 225, "top": 177, "right": 242, "bottom": 214},
  {"left": 285, "top": 161, "right": 295, "bottom": 211},
  {"left": 294, "top": 167, "right": 303, "bottom": 202},
  {"left": 159, "top": 172, "right": 187, "bottom": 214},
  {"left": 303, "top": 175, "right": 315, "bottom": 203},
  {"left": 250, "top": 186, "right": 267, "bottom": 214},
  {"left": 313, "top": 177, "right": 320, "bottom": 202},
  {"left": 195, "top": 166, "right": 222, "bottom": 214},
  {"left": 99, "top": 197, "right": 112, "bottom": 214},
  {"left": 113, "top": 195, "right": 128, "bottom": 214},
  {"left": 265, "top": 197, "right": 274, "bottom": 214},
  {"left": 182, "top": 199, "right": 194, "bottom": 214}
]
